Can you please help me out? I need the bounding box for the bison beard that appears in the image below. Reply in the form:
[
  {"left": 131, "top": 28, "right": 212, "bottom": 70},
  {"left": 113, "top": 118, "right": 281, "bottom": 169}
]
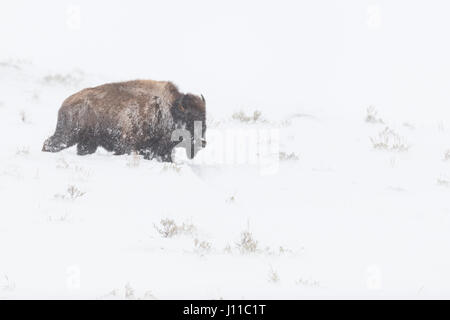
[{"left": 42, "top": 80, "right": 206, "bottom": 162}]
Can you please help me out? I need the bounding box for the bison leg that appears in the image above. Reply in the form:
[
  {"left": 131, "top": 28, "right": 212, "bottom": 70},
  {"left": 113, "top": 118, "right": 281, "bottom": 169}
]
[
  {"left": 77, "top": 139, "right": 98, "bottom": 156},
  {"left": 139, "top": 145, "right": 173, "bottom": 162},
  {"left": 143, "top": 151, "right": 172, "bottom": 162},
  {"left": 159, "top": 152, "right": 172, "bottom": 162}
]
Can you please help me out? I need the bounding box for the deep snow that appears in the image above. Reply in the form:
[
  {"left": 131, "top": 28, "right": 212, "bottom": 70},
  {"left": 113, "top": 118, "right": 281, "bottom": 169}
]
[{"left": 2, "top": 0, "right": 450, "bottom": 299}]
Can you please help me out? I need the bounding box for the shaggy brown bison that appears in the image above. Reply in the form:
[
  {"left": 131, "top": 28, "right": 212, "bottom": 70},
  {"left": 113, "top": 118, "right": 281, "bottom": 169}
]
[{"left": 42, "top": 80, "right": 206, "bottom": 162}]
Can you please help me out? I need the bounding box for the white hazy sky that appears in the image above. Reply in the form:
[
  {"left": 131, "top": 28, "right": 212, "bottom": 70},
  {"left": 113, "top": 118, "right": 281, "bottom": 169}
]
[{"left": 1, "top": 0, "right": 450, "bottom": 120}]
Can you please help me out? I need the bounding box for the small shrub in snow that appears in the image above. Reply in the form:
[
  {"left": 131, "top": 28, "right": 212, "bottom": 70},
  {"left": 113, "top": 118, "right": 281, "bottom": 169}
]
[
  {"left": 42, "top": 72, "right": 83, "bottom": 86},
  {"left": 252, "top": 110, "right": 263, "bottom": 122},
  {"left": 124, "top": 283, "right": 135, "bottom": 300},
  {"left": 279, "top": 151, "right": 299, "bottom": 161},
  {"left": 47, "top": 212, "right": 70, "bottom": 222},
  {"left": 155, "top": 219, "right": 178, "bottom": 238},
  {"left": 226, "top": 195, "right": 236, "bottom": 203},
  {"left": 268, "top": 267, "right": 280, "bottom": 283},
  {"left": 101, "top": 284, "right": 156, "bottom": 300},
  {"left": 232, "top": 110, "right": 265, "bottom": 123},
  {"left": 278, "top": 246, "right": 290, "bottom": 254},
  {"left": 154, "top": 219, "right": 177, "bottom": 238},
  {"left": 444, "top": 150, "right": 450, "bottom": 161},
  {"left": 265, "top": 246, "right": 293, "bottom": 256},
  {"left": 365, "top": 106, "right": 384, "bottom": 124},
  {"left": 370, "top": 127, "right": 409, "bottom": 152},
  {"left": 178, "top": 221, "right": 196, "bottom": 236},
  {"left": 236, "top": 230, "right": 258, "bottom": 254},
  {"left": 194, "top": 238, "right": 212, "bottom": 254},
  {"left": 437, "top": 175, "right": 450, "bottom": 187},
  {"left": 162, "top": 163, "right": 183, "bottom": 173},
  {"left": 154, "top": 219, "right": 196, "bottom": 238},
  {"left": 67, "top": 185, "right": 85, "bottom": 199},
  {"left": 55, "top": 185, "right": 85, "bottom": 200}
]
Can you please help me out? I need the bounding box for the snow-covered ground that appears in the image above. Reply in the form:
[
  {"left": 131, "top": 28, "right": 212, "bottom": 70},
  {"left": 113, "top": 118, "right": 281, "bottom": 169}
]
[{"left": 2, "top": 1, "right": 450, "bottom": 299}]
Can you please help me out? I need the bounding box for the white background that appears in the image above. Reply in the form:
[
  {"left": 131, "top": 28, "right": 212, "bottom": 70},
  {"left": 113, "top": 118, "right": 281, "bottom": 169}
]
[{"left": 1, "top": 0, "right": 450, "bottom": 298}]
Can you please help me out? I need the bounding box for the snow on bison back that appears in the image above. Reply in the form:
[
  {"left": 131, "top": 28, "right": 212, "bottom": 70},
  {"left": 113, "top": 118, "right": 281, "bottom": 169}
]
[{"left": 42, "top": 80, "right": 206, "bottom": 162}]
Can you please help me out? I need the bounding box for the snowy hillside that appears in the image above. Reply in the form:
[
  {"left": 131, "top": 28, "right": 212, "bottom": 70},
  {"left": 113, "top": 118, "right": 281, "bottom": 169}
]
[{"left": 2, "top": 0, "right": 450, "bottom": 299}]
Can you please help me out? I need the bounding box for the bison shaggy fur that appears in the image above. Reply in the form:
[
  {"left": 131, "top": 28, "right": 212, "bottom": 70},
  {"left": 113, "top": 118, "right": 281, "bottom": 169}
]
[{"left": 42, "top": 80, "right": 206, "bottom": 162}]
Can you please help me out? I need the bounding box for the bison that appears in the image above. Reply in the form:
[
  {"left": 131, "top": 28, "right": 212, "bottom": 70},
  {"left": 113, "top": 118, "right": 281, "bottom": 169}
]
[{"left": 42, "top": 80, "right": 206, "bottom": 162}]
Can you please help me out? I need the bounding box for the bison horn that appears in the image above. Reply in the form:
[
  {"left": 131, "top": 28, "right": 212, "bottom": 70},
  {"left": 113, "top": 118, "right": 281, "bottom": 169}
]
[{"left": 201, "top": 94, "right": 205, "bottom": 103}]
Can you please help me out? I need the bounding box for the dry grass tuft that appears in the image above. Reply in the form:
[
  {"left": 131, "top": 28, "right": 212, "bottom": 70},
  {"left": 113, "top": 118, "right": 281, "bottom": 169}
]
[
  {"left": 232, "top": 110, "right": 265, "bottom": 123},
  {"left": 268, "top": 266, "right": 280, "bottom": 283},
  {"left": 42, "top": 71, "right": 83, "bottom": 86},
  {"left": 194, "top": 238, "right": 212, "bottom": 254},
  {"left": 54, "top": 185, "right": 85, "bottom": 200},
  {"left": 279, "top": 152, "right": 299, "bottom": 161},
  {"left": 162, "top": 163, "right": 183, "bottom": 173},
  {"left": 67, "top": 185, "right": 85, "bottom": 199},
  {"left": 154, "top": 219, "right": 196, "bottom": 238},
  {"left": 365, "top": 106, "right": 384, "bottom": 124},
  {"left": 437, "top": 175, "right": 450, "bottom": 187},
  {"left": 100, "top": 284, "right": 156, "bottom": 300},
  {"left": 236, "top": 230, "right": 258, "bottom": 254},
  {"left": 370, "top": 127, "right": 409, "bottom": 152},
  {"left": 443, "top": 150, "right": 450, "bottom": 161}
]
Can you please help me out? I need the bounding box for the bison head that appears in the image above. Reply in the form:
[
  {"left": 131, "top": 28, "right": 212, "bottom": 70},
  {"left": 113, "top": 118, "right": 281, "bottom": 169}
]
[{"left": 171, "top": 93, "right": 206, "bottom": 158}]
